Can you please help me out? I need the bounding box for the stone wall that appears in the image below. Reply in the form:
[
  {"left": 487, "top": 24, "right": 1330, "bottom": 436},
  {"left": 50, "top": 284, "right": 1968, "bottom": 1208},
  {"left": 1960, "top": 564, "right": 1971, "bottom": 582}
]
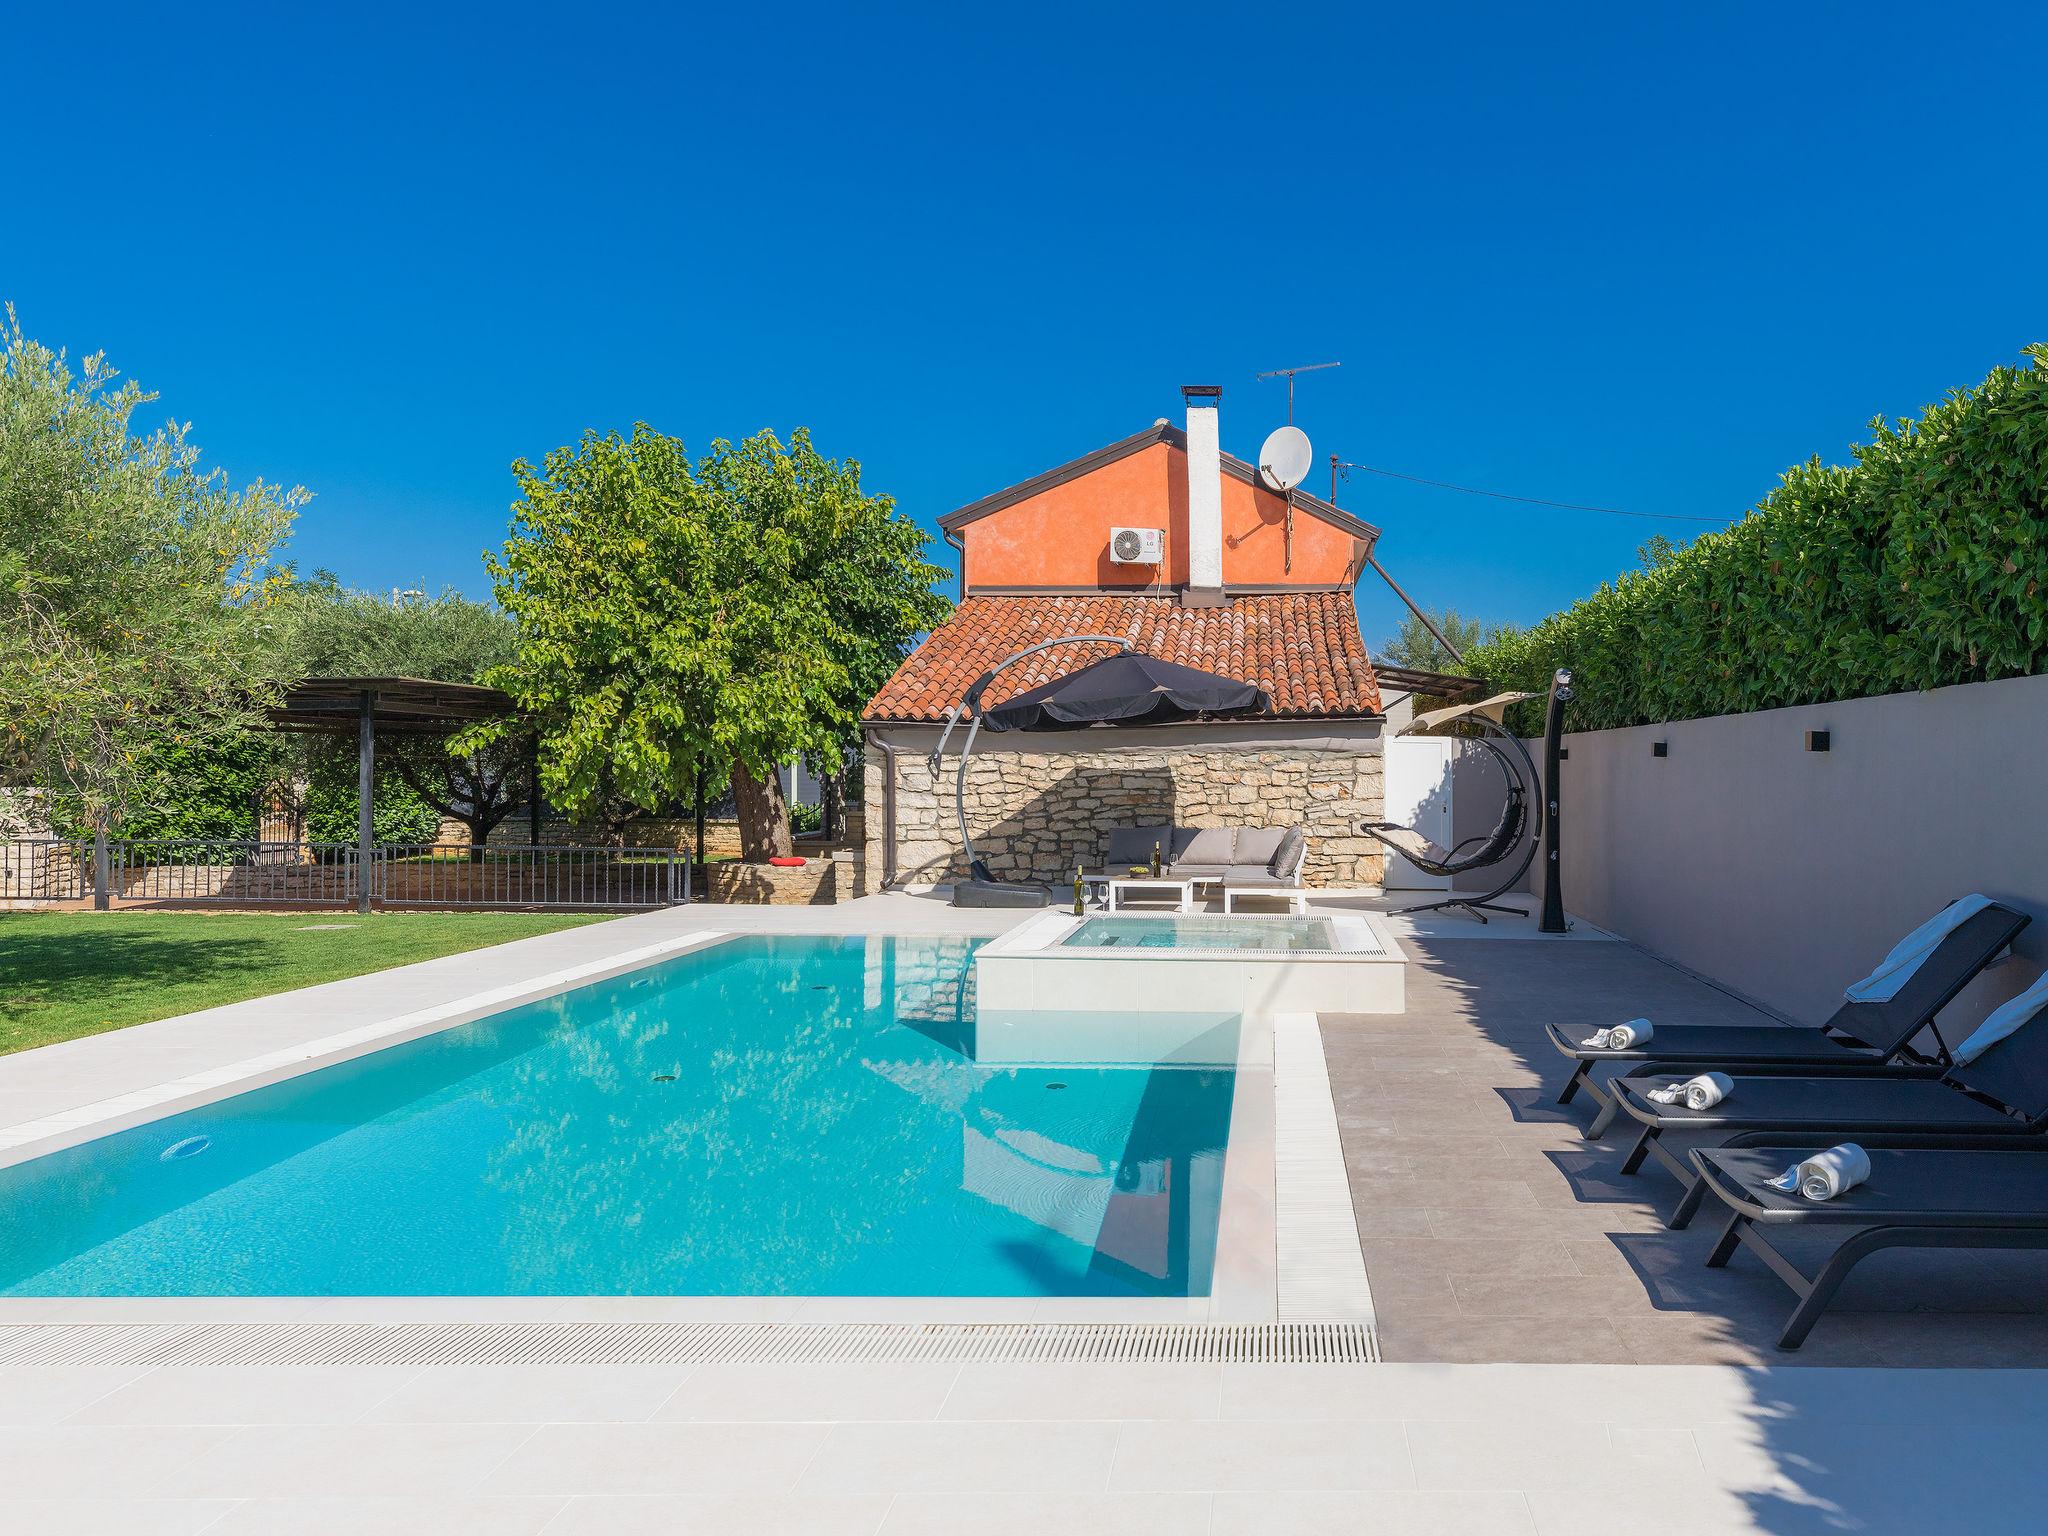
[
  {"left": 864, "top": 741, "right": 1384, "bottom": 889},
  {"left": 479, "top": 813, "right": 747, "bottom": 860},
  {"left": 696, "top": 859, "right": 840, "bottom": 905},
  {"left": 1, "top": 789, "right": 77, "bottom": 905}
]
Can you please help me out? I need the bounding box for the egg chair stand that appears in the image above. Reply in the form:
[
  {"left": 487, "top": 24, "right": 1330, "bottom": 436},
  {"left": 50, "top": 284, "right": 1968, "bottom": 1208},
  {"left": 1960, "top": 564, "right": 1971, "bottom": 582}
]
[{"left": 1362, "top": 693, "right": 1544, "bottom": 924}]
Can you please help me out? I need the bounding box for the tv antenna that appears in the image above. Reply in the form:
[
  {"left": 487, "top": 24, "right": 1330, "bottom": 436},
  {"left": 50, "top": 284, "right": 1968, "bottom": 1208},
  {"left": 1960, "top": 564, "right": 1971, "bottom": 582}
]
[{"left": 1254, "top": 360, "right": 1340, "bottom": 423}]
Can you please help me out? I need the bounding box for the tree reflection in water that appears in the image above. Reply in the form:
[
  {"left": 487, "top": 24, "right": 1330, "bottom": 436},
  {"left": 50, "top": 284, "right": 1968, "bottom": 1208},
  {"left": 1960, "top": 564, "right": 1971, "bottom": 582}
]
[{"left": 0, "top": 936, "right": 1236, "bottom": 1298}]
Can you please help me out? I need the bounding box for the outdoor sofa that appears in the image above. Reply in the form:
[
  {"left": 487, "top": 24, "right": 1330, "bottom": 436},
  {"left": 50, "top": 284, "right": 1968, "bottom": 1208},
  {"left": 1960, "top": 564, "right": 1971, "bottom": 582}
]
[
  {"left": 1690, "top": 1136, "right": 2048, "bottom": 1349},
  {"left": 1103, "top": 825, "right": 1307, "bottom": 891},
  {"left": 1607, "top": 968, "right": 2048, "bottom": 1230},
  {"left": 1548, "top": 900, "right": 2029, "bottom": 1136}
]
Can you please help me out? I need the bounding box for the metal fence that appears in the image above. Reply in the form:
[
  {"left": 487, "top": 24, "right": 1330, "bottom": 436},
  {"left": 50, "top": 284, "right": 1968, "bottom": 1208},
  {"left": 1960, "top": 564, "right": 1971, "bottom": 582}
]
[
  {"left": 112, "top": 839, "right": 363, "bottom": 906},
  {"left": 1, "top": 838, "right": 91, "bottom": 903},
  {"left": 0, "top": 839, "right": 689, "bottom": 911},
  {"left": 371, "top": 844, "right": 690, "bottom": 910}
]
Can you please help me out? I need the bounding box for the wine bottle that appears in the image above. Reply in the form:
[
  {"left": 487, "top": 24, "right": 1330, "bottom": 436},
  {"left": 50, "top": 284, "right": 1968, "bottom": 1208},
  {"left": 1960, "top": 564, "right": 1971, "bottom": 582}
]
[
  {"left": 1073, "top": 864, "right": 1085, "bottom": 915},
  {"left": 1150, "top": 840, "right": 1162, "bottom": 877}
]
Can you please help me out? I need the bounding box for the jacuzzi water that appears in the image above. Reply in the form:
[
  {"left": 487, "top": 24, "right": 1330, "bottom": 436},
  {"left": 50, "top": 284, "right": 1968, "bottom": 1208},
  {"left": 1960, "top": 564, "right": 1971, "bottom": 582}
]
[
  {"left": 0, "top": 936, "right": 1237, "bottom": 1298},
  {"left": 1064, "top": 914, "right": 1345, "bottom": 952}
]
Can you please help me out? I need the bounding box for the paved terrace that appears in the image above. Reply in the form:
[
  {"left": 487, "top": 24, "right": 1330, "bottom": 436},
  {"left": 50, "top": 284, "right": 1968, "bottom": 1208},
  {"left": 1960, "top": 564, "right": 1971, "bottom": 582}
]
[
  {"left": 2, "top": 891, "right": 2046, "bottom": 1532},
  {"left": 1317, "top": 903, "right": 2048, "bottom": 1367}
]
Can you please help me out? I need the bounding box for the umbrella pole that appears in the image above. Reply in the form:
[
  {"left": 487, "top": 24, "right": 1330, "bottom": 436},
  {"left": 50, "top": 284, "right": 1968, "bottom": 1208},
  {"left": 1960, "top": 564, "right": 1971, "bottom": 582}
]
[{"left": 929, "top": 634, "right": 1132, "bottom": 889}]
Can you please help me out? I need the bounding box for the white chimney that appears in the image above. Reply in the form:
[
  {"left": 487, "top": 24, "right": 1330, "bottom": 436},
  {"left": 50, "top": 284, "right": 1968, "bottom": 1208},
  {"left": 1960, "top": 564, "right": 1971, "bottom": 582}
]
[{"left": 1181, "top": 384, "right": 1225, "bottom": 606}]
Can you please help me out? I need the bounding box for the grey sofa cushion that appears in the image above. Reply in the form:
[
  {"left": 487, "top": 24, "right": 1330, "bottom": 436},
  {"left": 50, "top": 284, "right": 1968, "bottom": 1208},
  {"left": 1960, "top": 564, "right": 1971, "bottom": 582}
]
[
  {"left": 1232, "top": 827, "right": 1287, "bottom": 867},
  {"left": 1222, "top": 863, "right": 1283, "bottom": 886},
  {"left": 1179, "top": 827, "right": 1240, "bottom": 866},
  {"left": 1269, "top": 827, "right": 1306, "bottom": 878},
  {"left": 1106, "top": 825, "right": 1173, "bottom": 867}
]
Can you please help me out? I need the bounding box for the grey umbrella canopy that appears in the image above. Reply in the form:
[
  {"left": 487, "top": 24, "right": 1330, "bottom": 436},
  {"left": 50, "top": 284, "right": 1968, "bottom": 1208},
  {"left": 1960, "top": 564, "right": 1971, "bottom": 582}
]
[{"left": 979, "top": 652, "right": 1271, "bottom": 733}]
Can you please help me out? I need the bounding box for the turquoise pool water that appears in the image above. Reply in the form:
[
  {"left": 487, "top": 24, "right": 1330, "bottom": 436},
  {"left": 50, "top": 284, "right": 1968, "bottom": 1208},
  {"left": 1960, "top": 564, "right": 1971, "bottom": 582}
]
[
  {"left": 1065, "top": 915, "right": 1342, "bottom": 952},
  {"left": 0, "top": 936, "right": 1237, "bottom": 1298}
]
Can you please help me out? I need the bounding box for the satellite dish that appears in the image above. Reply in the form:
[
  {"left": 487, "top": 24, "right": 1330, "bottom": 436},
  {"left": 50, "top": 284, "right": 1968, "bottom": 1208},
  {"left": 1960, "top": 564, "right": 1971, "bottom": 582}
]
[{"left": 1258, "top": 424, "right": 1312, "bottom": 491}]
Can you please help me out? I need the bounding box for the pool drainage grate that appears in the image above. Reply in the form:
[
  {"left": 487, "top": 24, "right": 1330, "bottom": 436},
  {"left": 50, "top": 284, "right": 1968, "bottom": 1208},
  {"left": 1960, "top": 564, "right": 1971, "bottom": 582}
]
[{"left": 0, "top": 1320, "right": 1379, "bottom": 1368}]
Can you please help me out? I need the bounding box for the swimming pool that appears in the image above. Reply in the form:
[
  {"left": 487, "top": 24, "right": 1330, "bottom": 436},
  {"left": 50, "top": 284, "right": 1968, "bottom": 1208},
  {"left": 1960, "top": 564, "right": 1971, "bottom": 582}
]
[{"left": 0, "top": 936, "right": 1237, "bottom": 1299}]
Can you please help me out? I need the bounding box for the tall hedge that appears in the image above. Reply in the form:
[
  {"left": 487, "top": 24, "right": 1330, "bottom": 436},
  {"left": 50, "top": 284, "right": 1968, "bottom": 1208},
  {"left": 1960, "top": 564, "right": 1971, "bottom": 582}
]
[{"left": 1464, "top": 346, "right": 2048, "bottom": 732}]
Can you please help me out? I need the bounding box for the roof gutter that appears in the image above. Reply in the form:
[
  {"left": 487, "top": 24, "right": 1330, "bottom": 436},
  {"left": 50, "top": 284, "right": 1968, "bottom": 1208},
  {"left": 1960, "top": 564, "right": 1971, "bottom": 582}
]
[{"left": 942, "top": 525, "right": 966, "bottom": 602}]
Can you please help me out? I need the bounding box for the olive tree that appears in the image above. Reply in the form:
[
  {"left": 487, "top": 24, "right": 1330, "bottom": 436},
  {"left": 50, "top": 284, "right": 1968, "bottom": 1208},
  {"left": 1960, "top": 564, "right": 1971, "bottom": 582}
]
[
  {"left": 280, "top": 583, "right": 526, "bottom": 856},
  {"left": 0, "top": 307, "right": 302, "bottom": 839}
]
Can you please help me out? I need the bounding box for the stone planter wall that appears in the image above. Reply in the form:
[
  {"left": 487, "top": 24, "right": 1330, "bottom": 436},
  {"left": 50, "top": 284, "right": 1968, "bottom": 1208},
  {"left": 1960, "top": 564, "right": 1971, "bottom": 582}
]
[
  {"left": 864, "top": 744, "right": 1384, "bottom": 889},
  {"left": 695, "top": 860, "right": 840, "bottom": 906},
  {"left": 480, "top": 814, "right": 748, "bottom": 859}
]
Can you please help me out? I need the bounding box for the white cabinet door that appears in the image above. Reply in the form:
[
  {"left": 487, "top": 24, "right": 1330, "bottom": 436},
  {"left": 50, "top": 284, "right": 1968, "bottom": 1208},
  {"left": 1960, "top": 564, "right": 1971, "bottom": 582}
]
[{"left": 1382, "top": 737, "right": 1454, "bottom": 889}]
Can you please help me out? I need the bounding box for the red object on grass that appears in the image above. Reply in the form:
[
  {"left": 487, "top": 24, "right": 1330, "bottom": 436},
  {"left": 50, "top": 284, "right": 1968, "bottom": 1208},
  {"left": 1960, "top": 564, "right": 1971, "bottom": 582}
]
[{"left": 768, "top": 856, "right": 807, "bottom": 868}]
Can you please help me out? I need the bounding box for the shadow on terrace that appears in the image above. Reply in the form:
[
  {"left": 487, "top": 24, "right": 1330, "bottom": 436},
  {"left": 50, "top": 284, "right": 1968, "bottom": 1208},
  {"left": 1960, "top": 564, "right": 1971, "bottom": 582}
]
[{"left": 1315, "top": 906, "right": 2048, "bottom": 1370}]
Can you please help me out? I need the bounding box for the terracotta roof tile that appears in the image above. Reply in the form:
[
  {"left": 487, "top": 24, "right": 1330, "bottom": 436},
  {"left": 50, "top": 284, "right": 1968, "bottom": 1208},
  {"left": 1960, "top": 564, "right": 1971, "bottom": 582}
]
[{"left": 865, "top": 592, "right": 1383, "bottom": 723}]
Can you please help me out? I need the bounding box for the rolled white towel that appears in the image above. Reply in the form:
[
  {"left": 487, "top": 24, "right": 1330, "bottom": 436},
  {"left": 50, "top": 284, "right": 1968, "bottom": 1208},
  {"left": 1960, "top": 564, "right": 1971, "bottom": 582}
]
[
  {"left": 1647, "top": 1071, "right": 1733, "bottom": 1109},
  {"left": 1687, "top": 1071, "right": 1733, "bottom": 1110},
  {"left": 1580, "top": 1018, "right": 1654, "bottom": 1050},
  {"left": 1769, "top": 1143, "right": 1872, "bottom": 1202}
]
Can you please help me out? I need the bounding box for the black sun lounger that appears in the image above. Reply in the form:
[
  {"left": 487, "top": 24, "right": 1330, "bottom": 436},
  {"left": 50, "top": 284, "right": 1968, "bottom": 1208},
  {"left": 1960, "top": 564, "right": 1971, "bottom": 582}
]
[
  {"left": 1610, "top": 984, "right": 2048, "bottom": 1228},
  {"left": 1547, "top": 901, "right": 2029, "bottom": 1136},
  {"left": 1689, "top": 1141, "right": 2048, "bottom": 1349}
]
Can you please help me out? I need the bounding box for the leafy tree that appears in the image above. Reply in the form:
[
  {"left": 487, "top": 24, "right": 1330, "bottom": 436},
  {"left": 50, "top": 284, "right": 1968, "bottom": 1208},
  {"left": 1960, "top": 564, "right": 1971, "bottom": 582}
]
[
  {"left": 301, "top": 747, "right": 443, "bottom": 846},
  {"left": 1377, "top": 607, "right": 1504, "bottom": 674},
  {"left": 280, "top": 585, "right": 525, "bottom": 855},
  {"left": 45, "top": 732, "right": 277, "bottom": 852},
  {"left": 1635, "top": 533, "right": 1680, "bottom": 570},
  {"left": 0, "top": 308, "right": 303, "bottom": 838},
  {"left": 693, "top": 428, "right": 950, "bottom": 851},
  {"left": 477, "top": 424, "right": 948, "bottom": 860}
]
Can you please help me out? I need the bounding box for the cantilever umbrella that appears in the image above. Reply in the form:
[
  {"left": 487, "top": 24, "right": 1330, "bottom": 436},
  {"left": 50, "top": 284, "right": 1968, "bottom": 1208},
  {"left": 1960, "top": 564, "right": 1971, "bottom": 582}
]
[
  {"left": 931, "top": 643, "right": 1273, "bottom": 903},
  {"left": 979, "top": 651, "right": 1271, "bottom": 733}
]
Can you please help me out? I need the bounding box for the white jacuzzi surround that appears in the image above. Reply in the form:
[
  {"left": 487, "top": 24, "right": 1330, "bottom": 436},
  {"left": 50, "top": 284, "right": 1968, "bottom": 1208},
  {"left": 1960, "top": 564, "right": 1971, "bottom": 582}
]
[{"left": 974, "top": 908, "right": 1407, "bottom": 1017}]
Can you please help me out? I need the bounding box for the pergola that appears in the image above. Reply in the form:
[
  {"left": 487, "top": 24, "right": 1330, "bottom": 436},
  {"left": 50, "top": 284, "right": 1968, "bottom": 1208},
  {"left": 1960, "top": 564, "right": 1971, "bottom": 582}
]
[{"left": 268, "top": 676, "right": 524, "bottom": 913}]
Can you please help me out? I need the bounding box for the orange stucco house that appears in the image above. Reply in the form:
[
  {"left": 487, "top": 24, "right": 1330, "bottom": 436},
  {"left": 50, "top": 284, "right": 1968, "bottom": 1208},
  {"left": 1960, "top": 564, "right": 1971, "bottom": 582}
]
[{"left": 861, "top": 388, "right": 1393, "bottom": 891}]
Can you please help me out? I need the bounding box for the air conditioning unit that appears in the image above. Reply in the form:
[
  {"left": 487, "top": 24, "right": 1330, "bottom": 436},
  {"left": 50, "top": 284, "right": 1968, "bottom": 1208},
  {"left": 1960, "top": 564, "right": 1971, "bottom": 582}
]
[{"left": 1109, "top": 526, "right": 1165, "bottom": 565}]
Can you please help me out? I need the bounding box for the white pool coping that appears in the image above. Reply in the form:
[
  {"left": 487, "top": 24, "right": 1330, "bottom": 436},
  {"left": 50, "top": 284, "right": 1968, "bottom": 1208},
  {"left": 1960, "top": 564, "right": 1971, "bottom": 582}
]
[
  {"left": 975, "top": 908, "right": 1409, "bottom": 1015},
  {"left": 986, "top": 907, "right": 1394, "bottom": 961},
  {"left": 0, "top": 901, "right": 1373, "bottom": 1330}
]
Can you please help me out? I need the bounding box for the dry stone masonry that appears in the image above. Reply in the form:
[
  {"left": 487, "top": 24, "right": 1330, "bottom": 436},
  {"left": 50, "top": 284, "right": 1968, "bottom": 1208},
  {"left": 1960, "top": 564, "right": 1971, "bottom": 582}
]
[{"left": 866, "top": 745, "right": 1384, "bottom": 889}]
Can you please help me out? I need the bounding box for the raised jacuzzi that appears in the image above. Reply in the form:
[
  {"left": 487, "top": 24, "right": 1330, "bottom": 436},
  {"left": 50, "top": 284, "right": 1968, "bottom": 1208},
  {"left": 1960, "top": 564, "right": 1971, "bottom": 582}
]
[{"left": 975, "top": 908, "right": 1406, "bottom": 1017}]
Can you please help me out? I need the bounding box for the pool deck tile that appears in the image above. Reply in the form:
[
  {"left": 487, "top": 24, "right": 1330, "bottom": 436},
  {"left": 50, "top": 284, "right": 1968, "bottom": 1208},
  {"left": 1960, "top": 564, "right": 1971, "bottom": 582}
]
[{"left": 5, "top": 890, "right": 2048, "bottom": 1528}]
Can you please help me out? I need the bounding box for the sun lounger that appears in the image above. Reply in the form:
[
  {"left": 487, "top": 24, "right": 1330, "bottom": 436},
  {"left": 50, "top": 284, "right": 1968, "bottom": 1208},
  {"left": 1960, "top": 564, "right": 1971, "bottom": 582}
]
[
  {"left": 1547, "top": 901, "right": 2028, "bottom": 1136},
  {"left": 1610, "top": 972, "right": 2048, "bottom": 1227},
  {"left": 1689, "top": 1139, "right": 2048, "bottom": 1349}
]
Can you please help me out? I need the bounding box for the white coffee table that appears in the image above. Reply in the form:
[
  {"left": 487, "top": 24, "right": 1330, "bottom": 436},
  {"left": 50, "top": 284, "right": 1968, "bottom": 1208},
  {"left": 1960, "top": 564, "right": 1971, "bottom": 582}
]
[
  {"left": 1223, "top": 885, "right": 1310, "bottom": 915},
  {"left": 1107, "top": 876, "right": 1196, "bottom": 913}
]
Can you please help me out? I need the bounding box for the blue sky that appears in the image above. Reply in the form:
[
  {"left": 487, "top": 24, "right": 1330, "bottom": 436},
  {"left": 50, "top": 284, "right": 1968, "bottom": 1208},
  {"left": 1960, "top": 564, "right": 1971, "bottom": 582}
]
[{"left": 7, "top": 2, "right": 2044, "bottom": 653}]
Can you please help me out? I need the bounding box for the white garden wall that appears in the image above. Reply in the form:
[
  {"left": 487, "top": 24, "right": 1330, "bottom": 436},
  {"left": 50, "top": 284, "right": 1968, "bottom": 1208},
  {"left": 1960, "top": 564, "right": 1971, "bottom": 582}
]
[{"left": 1553, "top": 672, "right": 2048, "bottom": 1025}]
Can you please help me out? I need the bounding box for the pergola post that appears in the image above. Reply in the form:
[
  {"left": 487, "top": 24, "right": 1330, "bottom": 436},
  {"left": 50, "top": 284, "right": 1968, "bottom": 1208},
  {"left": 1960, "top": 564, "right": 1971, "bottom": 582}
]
[{"left": 357, "top": 688, "right": 375, "bottom": 914}]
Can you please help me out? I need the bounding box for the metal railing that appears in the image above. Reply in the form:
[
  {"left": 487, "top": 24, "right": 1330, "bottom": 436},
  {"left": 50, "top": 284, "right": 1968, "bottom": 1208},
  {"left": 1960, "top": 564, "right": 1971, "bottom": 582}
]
[
  {"left": 0, "top": 838, "right": 689, "bottom": 911},
  {"left": 1, "top": 838, "right": 92, "bottom": 903},
  {"left": 113, "top": 839, "right": 362, "bottom": 906},
  {"left": 371, "top": 843, "right": 690, "bottom": 909}
]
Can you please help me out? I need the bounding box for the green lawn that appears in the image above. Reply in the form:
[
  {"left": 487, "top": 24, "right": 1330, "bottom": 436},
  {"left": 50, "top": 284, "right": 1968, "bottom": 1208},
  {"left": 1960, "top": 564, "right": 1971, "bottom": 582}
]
[{"left": 0, "top": 910, "right": 613, "bottom": 1056}]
